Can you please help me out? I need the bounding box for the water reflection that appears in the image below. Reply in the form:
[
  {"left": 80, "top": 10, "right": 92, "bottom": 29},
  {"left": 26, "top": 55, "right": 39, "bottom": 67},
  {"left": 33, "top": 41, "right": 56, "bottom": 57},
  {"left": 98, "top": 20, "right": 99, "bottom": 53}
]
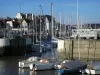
[
  {"left": 19, "top": 68, "right": 85, "bottom": 75},
  {"left": 19, "top": 68, "right": 58, "bottom": 75},
  {"left": 19, "top": 68, "right": 30, "bottom": 75},
  {"left": 30, "top": 70, "right": 58, "bottom": 75},
  {"left": 0, "top": 56, "right": 86, "bottom": 75}
]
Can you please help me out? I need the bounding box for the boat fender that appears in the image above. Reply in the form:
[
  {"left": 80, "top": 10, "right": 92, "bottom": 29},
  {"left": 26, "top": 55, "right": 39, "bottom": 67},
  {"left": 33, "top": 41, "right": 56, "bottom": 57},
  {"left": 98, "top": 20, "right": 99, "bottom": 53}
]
[
  {"left": 61, "top": 63, "right": 68, "bottom": 70},
  {"left": 62, "top": 60, "right": 70, "bottom": 63},
  {"left": 33, "top": 64, "right": 35, "bottom": 67},
  {"left": 32, "top": 64, "right": 35, "bottom": 72},
  {"left": 57, "top": 70, "right": 64, "bottom": 74},
  {"left": 40, "top": 59, "right": 48, "bottom": 63}
]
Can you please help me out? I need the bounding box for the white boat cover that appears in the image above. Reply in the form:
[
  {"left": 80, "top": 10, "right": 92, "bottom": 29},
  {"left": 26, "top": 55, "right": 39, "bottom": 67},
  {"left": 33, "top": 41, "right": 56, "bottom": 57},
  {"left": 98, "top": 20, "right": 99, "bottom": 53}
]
[
  {"left": 27, "top": 57, "right": 38, "bottom": 62},
  {"left": 90, "top": 61, "right": 100, "bottom": 70},
  {"left": 61, "top": 60, "right": 84, "bottom": 69}
]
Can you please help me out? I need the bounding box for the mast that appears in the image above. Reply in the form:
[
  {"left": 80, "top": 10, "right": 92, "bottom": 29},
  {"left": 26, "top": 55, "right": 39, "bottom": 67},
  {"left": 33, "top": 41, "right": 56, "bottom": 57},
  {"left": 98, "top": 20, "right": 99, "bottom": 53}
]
[
  {"left": 51, "top": 3, "right": 53, "bottom": 39},
  {"left": 60, "top": 12, "right": 61, "bottom": 38},
  {"left": 81, "top": 19, "right": 82, "bottom": 29},
  {"left": 68, "top": 16, "right": 70, "bottom": 38},
  {"left": 40, "top": 5, "right": 42, "bottom": 54},
  {"left": 77, "top": 0, "right": 80, "bottom": 60},
  {"left": 51, "top": 3, "right": 55, "bottom": 59},
  {"left": 70, "top": 12, "right": 73, "bottom": 35},
  {"left": 64, "top": 13, "right": 66, "bottom": 38},
  {"left": 32, "top": 14, "right": 34, "bottom": 45},
  {"left": 64, "top": 13, "right": 67, "bottom": 58},
  {"left": 35, "top": 15, "right": 37, "bottom": 43}
]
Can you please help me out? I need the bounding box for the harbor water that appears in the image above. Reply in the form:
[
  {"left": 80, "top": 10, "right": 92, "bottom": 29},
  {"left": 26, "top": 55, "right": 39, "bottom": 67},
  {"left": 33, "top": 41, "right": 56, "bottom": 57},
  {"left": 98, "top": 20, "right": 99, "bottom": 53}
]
[{"left": 0, "top": 50, "right": 86, "bottom": 75}]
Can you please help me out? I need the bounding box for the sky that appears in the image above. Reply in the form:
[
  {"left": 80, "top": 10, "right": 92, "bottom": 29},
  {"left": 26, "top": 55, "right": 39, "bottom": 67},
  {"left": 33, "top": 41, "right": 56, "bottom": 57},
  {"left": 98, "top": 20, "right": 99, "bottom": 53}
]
[{"left": 0, "top": 0, "right": 100, "bottom": 24}]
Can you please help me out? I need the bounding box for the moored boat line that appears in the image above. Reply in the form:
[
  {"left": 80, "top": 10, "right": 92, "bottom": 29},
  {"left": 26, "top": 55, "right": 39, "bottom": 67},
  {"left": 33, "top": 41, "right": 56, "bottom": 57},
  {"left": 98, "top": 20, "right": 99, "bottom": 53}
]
[{"left": 18, "top": 55, "right": 88, "bottom": 75}]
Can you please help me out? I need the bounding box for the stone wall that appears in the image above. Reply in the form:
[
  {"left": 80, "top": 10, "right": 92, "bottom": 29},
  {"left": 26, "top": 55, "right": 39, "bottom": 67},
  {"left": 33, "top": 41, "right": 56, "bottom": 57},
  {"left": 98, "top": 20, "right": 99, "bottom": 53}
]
[{"left": 57, "top": 39, "right": 100, "bottom": 61}]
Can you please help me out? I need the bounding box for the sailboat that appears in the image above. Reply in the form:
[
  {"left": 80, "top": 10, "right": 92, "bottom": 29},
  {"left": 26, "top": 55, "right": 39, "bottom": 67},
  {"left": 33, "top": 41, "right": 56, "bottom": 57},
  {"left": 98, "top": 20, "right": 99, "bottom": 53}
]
[
  {"left": 57, "top": 0, "right": 87, "bottom": 74},
  {"left": 29, "top": 4, "right": 57, "bottom": 71},
  {"left": 85, "top": 61, "right": 100, "bottom": 74},
  {"left": 56, "top": 16, "right": 87, "bottom": 74},
  {"left": 85, "top": 26, "right": 100, "bottom": 75},
  {"left": 18, "top": 14, "right": 41, "bottom": 68}
]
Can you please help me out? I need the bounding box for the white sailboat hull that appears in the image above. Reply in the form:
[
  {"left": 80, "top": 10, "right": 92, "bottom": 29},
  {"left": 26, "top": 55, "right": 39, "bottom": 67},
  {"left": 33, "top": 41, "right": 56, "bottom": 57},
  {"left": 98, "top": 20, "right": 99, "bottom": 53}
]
[
  {"left": 18, "top": 57, "right": 38, "bottom": 68},
  {"left": 30, "top": 63, "right": 54, "bottom": 71},
  {"left": 85, "top": 61, "right": 100, "bottom": 74},
  {"left": 35, "top": 63, "right": 54, "bottom": 70},
  {"left": 85, "top": 69, "right": 100, "bottom": 74},
  {"left": 19, "top": 61, "right": 37, "bottom": 68}
]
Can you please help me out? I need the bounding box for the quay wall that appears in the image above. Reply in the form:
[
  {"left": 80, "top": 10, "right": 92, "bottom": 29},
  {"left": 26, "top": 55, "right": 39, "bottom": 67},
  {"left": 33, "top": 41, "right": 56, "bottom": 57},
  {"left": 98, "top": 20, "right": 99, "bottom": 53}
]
[{"left": 57, "top": 39, "right": 100, "bottom": 61}]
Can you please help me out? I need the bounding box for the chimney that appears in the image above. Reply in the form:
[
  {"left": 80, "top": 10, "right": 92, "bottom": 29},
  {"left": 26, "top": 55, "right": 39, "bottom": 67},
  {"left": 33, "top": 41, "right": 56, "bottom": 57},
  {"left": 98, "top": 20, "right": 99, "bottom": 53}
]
[
  {"left": 26, "top": 14, "right": 27, "bottom": 19},
  {"left": 32, "top": 14, "right": 34, "bottom": 20}
]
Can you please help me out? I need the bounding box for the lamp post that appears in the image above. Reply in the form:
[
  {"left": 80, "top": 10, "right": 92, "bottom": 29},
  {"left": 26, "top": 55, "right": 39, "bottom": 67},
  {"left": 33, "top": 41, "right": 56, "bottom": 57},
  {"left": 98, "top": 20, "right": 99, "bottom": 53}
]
[
  {"left": 20, "top": 1, "right": 23, "bottom": 37},
  {"left": 20, "top": 1, "right": 23, "bottom": 15}
]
